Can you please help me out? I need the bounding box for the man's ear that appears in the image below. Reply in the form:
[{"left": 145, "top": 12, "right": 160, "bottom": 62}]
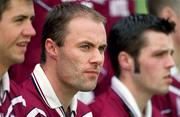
[
  {"left": 45, "top": 38, "right": 58, "bottom": 60},
  {"left": 159, "top": 6, "right": 177, "bottom": 22},
  {"left": 118, "top": 52, "right": 133, "bottom": 71}
]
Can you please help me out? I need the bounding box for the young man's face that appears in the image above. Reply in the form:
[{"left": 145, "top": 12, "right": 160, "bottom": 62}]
[
  {"left": 0, "top": 0, "right": 36, "bottom": 67},
  {"left": 133, "top": 30, "right": 174, "bottom": 95},
  {"left": 56, "top": 17, "right": 107, "bottom": 92}
]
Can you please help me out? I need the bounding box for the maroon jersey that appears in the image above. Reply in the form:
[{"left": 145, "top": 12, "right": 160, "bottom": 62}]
[
  {"left": 0, "top": 72, "right": 26, "bottom": 117},
  {"left": 152, "top": 77, "right": 180, "bottom": 117},
  {"left": 20, "top": 64, "right": 92, "bottom": 117},
  {"left": 89, "top": 76, "right": 163, "bottom": 117}
]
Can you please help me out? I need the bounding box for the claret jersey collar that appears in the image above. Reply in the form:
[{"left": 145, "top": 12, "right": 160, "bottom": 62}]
[
  {"left": 0, "top": 72, "right": 10, "bottom": 105},
  {"left": 111, "top": 76, "right": 152, "bottom": 117},
  {"left": 32, "top": 64, "right": 77, "bottom": 115}
]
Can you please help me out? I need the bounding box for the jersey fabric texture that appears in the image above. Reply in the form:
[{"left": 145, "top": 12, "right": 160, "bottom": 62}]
[{"left": 0, "top": 72, "right": 26, "bottom": 117}]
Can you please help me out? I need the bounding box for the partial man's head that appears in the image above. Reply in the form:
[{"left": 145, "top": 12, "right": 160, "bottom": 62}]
[
  {"left": 108, "top": 14, "right": 175, "bottom": 94},
  {"left": 0, "top": 0, "right": 36, "bottom": 72},
  {"left": 41, "top": 2, "right": 107, "bottom": 91},
  {"left": 147, "top": 0, "right": 180, "bottom": 71}
]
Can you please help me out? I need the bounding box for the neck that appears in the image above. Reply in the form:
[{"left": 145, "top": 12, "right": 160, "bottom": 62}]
[
  {"left": 122, "top": 76, "right": 151, "bottom": 115},
  {"left": 135, "top": 93, "right": 150, "bottom": 114},
  {"left": 0, "top": 64, "right": 8, "bottom": 81},
  {"left": 41, "top": 64, "right": 77, "bottom": 111}
]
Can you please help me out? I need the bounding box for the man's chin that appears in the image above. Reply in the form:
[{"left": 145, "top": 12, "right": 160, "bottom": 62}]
[
  {"left": 157, "top": 88, "right": 169, "bottom": 95},
  {"left": 80, "top": 86, "right": 96, "bottom": 92},
  {"left": 13, "top": 57, "right": 25, "bottom": 64}
]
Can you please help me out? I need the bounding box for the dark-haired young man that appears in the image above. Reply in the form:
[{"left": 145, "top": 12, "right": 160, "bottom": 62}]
[
  {"left": 89, "top": 14, "right": 175, "bottom": 117},
  {"left": 147, "top": 1, "right": 180, "bottom": 116}
]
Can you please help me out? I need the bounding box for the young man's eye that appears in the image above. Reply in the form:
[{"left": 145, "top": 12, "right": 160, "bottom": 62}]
[
  {"left": 170, "top": 50, "right": 174, "bottom": 56},
  {"left": 154, "top": 51, "right": 168, "bottom": 58},
  {"left": 14, "top": 16, "right": 28, "bottom": 24},
  {"left": 99, "top": 46, "right": 106, "bottom": 54},
  {"left": 80, "top": 45, "right": 90, "bottom": 50},
  {"left": 30, "top": 16, "right": 35, "bottom": 22},
  {"left": 16, "top": 18, "right": 24, "bottom": 22},
  {"left": 99, "top": 48, "right": 104, "bottom": 54},
  {"left": 156, "top": 53, "right": 164, "bottom": 56}
]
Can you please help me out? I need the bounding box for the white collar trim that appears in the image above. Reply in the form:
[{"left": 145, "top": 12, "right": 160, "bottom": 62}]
[
  {"left": 0, "top": 72, "right": 10, "bottom": 104},
  {"left": 171, "top": 66, "right": 180, "bottom": 82},
  {"left": 32, "top": 64, "right": 77, "bottom": 113},
  {"left": 111, "top": 76, "right": 152, "bottom": 117}
]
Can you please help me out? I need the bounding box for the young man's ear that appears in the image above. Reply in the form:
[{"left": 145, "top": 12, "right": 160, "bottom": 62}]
[
  {"left": 118, "top": 52, "right": 133, "bottom": 71},
  {"left": 45, "top": 38, "right": 58, "bottom": 60}
]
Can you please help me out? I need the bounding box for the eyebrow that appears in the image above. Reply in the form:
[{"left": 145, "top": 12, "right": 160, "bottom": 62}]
[
  {"left": 12, "top": 13, "right": 35, "bottom": 20},
  {"left": 80, "top": 40, "right": 107, "bottom": 47},
  {"left": 99, "top": 43, "right": 107, "bottom": 49},
  {"left": 152, "top": 48, "right": 174, "bottom": 55},
  {"left": 80, "top": 41, "right": 94, "bottom": 47}
]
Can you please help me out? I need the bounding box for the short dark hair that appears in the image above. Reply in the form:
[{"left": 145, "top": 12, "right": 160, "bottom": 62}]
[
  {"left": 41, "top": 2, "right": 106, "bottom": 63},
  {"left": 107, "top": 14, "right": 175, "bottom": 77},
  {"left": 0, "top": 0, "right": 33, "bottom": 20},
  {"left": 0, "top": 0, "right": 10, "bottom": 20}
]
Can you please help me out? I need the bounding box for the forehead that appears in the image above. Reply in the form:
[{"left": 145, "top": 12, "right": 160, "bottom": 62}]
[
  {"left": 67, "top": 16, "right": 104, "bottom": 31},
  {"left": 8, "top": 0, "right": 32, "bottom": 7},
  {"left": 6, "top": 0, "right": 33, "bottom": 12},
  {"left": 1, "top": 0, "right": 34, "bottom": 18},
  {"left": 142, "top": 30, "right": 173, "bottom": 51},
  {"left": 64, "top": 17, "right": 107, "bottom": 44}
]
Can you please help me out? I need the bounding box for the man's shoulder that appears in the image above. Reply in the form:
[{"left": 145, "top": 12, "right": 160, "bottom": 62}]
[
  {"left": 20, "top": 77, "right": 44, "bottom": 105},
  {"left": 152, "top": 91, "right": 179, "bottom": 117},
  {"left": 20, "top": 79, "right": 59, "bottom": 116},
  {"left": 1, "top": 80, "right": 26, "bottom": 117},
  {"left": 88, "top": 88, "right": 129, "bottom": 117},
  {"left": 89, "top": 88, "right": 121, "bottom": 106}
]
